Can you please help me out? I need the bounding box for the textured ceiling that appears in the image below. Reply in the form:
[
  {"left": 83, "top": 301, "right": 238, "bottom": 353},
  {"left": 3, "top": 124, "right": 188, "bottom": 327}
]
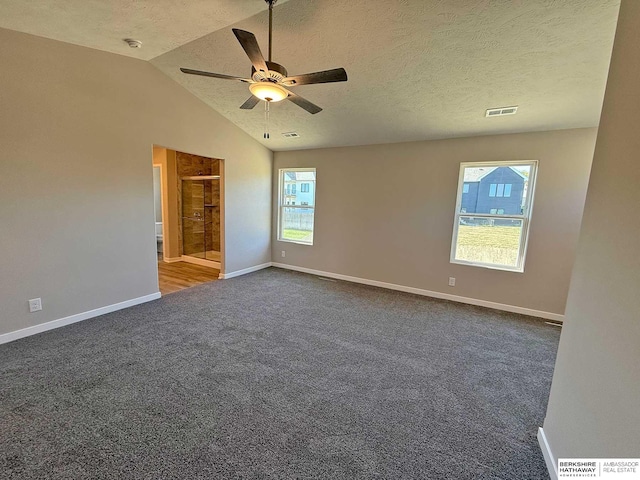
[
  {"left": 0, "top": 0, "right": 621, "bottom": 151},
  {"left": 0, "top": 0, "right": 290, "bottom": 60}
]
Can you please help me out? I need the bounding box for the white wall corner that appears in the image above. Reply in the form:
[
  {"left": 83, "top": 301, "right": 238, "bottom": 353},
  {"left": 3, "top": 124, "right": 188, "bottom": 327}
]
[
  {"left": 271, "top": 263, "right": 564, "bottom": 321},
  {"left": 220, "top": 262, "right": 273, "bottom": 280},
  {"left": 0, "top": 293, "right": 161, "bottom": 346},
  {"left": 538, "top": 427, "right": 558, "bottom": 480}
]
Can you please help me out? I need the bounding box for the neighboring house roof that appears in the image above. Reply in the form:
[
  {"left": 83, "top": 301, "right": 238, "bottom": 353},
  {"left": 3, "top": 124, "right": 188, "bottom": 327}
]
[
  {"left": 285, "top": 172, "right": 316, "bottom": 181},
  {"left": 463, "top": 166, "right": 527, "bottom": 183},
  {"left": 464, "top": 167, "right": 496, "bottom": 182}
]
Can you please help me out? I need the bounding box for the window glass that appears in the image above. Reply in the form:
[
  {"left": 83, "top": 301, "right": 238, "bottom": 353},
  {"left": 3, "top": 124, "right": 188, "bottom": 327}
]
[
  {"left": 454, "top": 217, "right": 524, "bottom": 268},
  {"left": 452, "top": 162, "right": 537, "bottom": 271},
  {"left": 278, "top": 169, "right": 316, "bottom": 245}
]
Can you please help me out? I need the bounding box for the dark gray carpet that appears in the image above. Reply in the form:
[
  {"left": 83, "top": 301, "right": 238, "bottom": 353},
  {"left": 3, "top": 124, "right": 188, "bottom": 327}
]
[{"left": 0, "top": 267, "right": 558, "bottom": 479}]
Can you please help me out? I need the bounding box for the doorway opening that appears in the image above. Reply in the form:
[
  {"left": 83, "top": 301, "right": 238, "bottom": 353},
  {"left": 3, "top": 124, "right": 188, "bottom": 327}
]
[{"left": 152, "top": 146, "right": 224, "bottom": 295}]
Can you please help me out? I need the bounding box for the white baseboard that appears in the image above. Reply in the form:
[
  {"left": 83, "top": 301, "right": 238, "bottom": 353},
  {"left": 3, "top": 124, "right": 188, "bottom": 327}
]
[
  {"left": 271, "top": 263, "right": 564, "bottom": 321},
  {"left": 180, "top": 255, "right": 220, "bottom": 269},
  {"left": 220, "top": 262, "right": 272, "bottom": 280},
  {"left": 0, "top": 293, "right": 161, "bottom": 346},
  {"left": 538, "top": 427, "right": 558, "bottom": 480},
  {"left": 163, "top": 257, "right": 182, "bottom": 263}
]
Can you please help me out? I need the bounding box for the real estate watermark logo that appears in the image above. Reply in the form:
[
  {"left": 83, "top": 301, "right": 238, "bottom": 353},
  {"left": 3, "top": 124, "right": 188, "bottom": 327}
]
[{"left": 558, "top": 459, "right": 640, "bottom": 479}]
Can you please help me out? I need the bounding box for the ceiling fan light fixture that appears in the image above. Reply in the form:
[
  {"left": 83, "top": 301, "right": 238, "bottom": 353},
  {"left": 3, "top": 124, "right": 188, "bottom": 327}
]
[{"left": 249, "top": 82, "right": 288, "bottom": 102}]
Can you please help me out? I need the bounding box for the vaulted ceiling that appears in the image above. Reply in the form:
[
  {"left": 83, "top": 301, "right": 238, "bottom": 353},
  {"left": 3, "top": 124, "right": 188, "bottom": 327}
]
[{"left": 0, "top": 0, "right": 621, "bottom": 151}]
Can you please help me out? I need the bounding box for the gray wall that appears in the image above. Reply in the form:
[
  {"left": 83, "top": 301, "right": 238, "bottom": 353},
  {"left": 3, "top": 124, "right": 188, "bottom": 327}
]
[
  {"left": 273, "top": 128, "right": 597, "bottom": 316},
  {"left": 0, "top": 28, "right": 272, "bottom": 336},
  {"left": 542, "top": 0, "right": 640, "bottom": 459}
]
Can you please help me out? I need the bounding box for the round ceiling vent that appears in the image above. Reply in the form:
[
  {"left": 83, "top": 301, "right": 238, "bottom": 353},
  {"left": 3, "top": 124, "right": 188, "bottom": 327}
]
[{"left": 124, "top": 39, "right": 142, "bottom": 49}]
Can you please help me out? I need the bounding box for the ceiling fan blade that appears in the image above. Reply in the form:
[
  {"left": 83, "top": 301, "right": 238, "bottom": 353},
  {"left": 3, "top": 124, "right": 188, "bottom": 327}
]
[
  {"left": 286, "top": 91, "right": 323, "bottom": 115},
  {"left": 282, "top": 68, "right": 348, "bottom": 86},
  {"left": 240, "top": 96, "right": 260, "bottom": 110},
  {"left": 232, "top": 29, "right": 269, "bottom": 74},
  {"left": 180, "top": 68, "right": 252, "bottom": 83}
]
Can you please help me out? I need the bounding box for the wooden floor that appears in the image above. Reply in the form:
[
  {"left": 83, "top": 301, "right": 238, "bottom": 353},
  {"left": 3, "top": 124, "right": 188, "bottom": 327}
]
[{"left": 158, "top": 260, "right": 220, "bottom": 295}]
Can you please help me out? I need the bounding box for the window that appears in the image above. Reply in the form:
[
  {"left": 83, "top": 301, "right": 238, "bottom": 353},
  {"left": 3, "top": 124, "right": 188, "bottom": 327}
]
[
  {"left": 278, "top": 168, "right": 316, "bottom": 245},
  {"left": 462, "top": 184, "right": 469, "bottom": 194},
  {"left": 451, "top": 161, "right": 537, "bottom": 272}
]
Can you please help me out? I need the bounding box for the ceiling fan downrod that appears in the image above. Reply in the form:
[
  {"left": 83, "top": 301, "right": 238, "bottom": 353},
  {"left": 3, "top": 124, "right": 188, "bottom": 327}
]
[
  {"left": 263, "top": 0, "right": 276, "bottom": 140},
  {"left": 266, "top": 0, "right": 277, "bottom": 62}
]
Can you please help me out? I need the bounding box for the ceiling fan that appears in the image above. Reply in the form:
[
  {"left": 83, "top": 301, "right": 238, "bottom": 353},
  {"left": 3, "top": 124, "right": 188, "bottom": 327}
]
[{"left": 180, "top": 0, "right": 347, "bottom": 117}]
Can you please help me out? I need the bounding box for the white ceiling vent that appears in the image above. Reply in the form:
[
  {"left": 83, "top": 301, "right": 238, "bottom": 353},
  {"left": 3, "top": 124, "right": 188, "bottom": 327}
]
[
  {"left": 282, "top": 132, "right": 300, "bottom": 138},
  {"left": 486, "top": 106, "right": 518, "bottom": 117},
  {"left": 124, "top": 38, "right": 142, "bottom": 49}
]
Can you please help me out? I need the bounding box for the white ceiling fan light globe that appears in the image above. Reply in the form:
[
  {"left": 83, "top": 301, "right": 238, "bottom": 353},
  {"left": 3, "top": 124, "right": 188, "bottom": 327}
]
[{"left": 249, "top": 82, "right": 288, "bottom": 102}]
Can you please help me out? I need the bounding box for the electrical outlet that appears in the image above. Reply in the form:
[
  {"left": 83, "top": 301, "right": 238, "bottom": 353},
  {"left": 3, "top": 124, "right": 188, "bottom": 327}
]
[
  {"left": 281, "top": 250, "right": 286, "bottom": 258},
  {"left": 28, "top": 298, "right": 42, "bottom": 312},
  {"left": 448, "top": 277, "right": 456, "bottom": 287}
]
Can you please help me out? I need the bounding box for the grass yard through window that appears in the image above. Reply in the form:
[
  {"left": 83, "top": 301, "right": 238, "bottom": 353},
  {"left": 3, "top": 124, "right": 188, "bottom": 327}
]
[
  {"left": 282, "top": 229, "right": 313, "bottom": 242},
  {"left": 455, "top": 224, "right": 522, "bottom": 267}
]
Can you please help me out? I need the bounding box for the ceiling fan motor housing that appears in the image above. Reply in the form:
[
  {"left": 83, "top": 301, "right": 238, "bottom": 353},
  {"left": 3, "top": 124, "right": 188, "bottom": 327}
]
[{"left": 252, "top": 61, "right": 288, "bottom": 83}]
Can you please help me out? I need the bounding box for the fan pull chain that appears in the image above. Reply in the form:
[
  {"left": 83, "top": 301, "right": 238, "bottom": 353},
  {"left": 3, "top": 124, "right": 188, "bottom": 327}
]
[{"left": 264, "top": 101, "right": 271, "bottom": 139}]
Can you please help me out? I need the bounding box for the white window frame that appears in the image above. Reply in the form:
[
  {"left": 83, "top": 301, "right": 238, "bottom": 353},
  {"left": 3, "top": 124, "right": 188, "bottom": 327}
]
[
  {"left": 450, "top": 160, "right": 538, "bottom": 272},
  {"left": 278, "top": 168, "right": 316, "bottom": 245}
]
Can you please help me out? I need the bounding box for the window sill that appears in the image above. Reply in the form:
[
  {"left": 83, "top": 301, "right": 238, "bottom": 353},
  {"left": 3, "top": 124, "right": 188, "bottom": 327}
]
[
  {"left": 277, "top": 238, "right": 313, "bottom": 246},
  {"left": 450, "top": 259, "right": 524, "bottom": 273}
]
